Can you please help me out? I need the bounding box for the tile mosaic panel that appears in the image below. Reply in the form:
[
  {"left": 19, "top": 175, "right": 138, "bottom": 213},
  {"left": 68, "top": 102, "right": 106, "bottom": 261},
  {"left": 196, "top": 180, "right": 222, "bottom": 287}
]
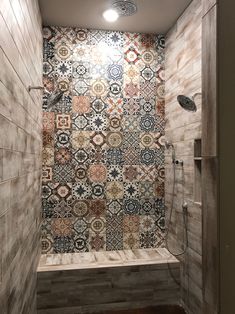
[{"left": 42, "top": 26, "right": 165, "bottom": 253}]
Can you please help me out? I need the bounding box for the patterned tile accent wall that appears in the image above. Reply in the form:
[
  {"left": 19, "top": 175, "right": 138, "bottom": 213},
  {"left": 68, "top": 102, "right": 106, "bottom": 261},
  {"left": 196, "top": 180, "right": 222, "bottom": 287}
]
[{"left": 42, "top": 26, "right": 165, "bottom": 253}]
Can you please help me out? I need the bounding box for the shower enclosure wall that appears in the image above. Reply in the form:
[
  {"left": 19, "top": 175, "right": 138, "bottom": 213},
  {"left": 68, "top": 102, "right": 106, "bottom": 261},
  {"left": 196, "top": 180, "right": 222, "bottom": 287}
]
[
  {"left": 165, "top": 0, "right": 203, "bottom": 313},
  {"left": 41, "top": 27, "right": 166, "bottom": 253},
  {"left": 0, "top": 0, "right": 42, "bottom": 312}
]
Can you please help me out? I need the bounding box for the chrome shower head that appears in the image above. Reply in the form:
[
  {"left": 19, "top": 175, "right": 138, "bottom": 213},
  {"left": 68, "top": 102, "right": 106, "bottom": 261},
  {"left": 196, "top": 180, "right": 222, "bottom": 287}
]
[
  {"left": 47, "top": 90, "right": 64, "bottom": 108},
  {"left": 112, "top": 0, "right": 137, "bottom": 16},
  {"left": 177, "top": 95, "right": 197, "bottom": 112}
]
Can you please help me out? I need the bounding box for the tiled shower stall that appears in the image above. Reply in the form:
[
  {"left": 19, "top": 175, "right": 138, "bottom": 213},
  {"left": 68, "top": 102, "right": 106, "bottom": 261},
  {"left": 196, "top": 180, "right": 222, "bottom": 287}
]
[{"left": 1, "top": 0, "right": 220, "bottom": 312}]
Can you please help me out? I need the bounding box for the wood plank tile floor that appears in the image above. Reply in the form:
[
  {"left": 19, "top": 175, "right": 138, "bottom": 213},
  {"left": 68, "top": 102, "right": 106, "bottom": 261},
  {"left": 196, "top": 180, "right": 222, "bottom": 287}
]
[{"left": 99, "top": 305, "right": 186, "bottom": 314}]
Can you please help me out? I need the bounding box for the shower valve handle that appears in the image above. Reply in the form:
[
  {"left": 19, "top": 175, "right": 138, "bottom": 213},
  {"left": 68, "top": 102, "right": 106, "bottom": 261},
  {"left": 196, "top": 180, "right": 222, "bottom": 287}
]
[
  {"left": 173, "top": 159, "right": 184, "bottom": 166},
  {"left": 182, "top": 202, "right": 188, "bottom": 214}
]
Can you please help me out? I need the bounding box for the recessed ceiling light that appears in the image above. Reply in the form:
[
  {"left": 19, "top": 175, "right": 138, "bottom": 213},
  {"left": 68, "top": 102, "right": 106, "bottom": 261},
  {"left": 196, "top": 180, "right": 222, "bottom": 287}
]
[{"left": 103, "top": 9, "right": 119, "bottom": 22}]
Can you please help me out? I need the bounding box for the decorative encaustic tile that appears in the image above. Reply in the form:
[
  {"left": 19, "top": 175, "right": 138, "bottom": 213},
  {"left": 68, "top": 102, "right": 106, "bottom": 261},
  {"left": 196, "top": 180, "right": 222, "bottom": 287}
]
[
  {"left": 89, "top": 232, "right": 106, "bottom": 251},
  {"left": 42, "top": 26, "right": 165, "bottom": 253},
  {"left": 91, "top": 183, "right": 106, "bottom": 199},
  {"left": 123, "top": 232, "right": 139, "bottom": 249},
  {"left": 55, "top": 130, "right": 71, "bottom": 148},
  {"left": 139, "top": 230, "right": 157, "bottom": 249},
  {"left": 88, "top": 163, "right": 107, "bottom": 183},
  {"left": 106, "top": 215, "right": 123, "bottom": 233},
  {"left": 107, "top": 200, "right": 123, "bottom": 216},
  {"left": 71, "top": 200, "right": 90, "bottom": 218},
  {"left": 123, "top": 215, "right": 139, "bottom": 233},
  {"left": 42, "top": 165, "right": 52, "bottom": 183},
  {"left": 72, "top": 96, "right": 91, "bottom": 114},
  {"left": 106, "top": 231, "right": 123, "bottom": 251}
]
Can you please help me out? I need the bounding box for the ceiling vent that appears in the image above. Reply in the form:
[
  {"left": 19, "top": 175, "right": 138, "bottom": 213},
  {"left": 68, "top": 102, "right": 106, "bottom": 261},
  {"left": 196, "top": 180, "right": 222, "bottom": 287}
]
[{"left": 112, "top": 0, "right": 138, "bottom": 16}]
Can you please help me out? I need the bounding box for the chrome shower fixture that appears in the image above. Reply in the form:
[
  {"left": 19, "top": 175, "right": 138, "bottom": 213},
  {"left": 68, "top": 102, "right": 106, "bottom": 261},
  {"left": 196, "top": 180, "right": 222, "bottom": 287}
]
[
  {"left": 165, "top": 140, "right": 174, "bottom": 150},
  {"left": 177, "top": 95, "right": 197, "bottom": 112},
  {"left": 177, "top": 92, "right": 202, "bottom": 112},
  {"left": 47, "top": 90, "right": 64, "bottom": 108},
  {"left": 112, "top": 0, "right": 138, "bottom": 16},
  {"left": 28, "top": 85, "right": 64, "bottom": 108}
]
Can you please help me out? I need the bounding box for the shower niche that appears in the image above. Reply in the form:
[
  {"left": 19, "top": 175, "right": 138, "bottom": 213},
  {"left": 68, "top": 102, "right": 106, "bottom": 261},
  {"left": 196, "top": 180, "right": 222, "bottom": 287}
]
[{"left": 194, "top": 139, "right": 202, "bottom": 204}]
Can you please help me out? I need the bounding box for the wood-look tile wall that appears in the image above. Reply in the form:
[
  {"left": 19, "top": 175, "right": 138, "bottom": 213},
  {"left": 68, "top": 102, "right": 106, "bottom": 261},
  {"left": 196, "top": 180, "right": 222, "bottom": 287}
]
[
  {"left": 165, "top": 0, "right": 203, "bottom": 313},
  {"left": 37, "top": 263, "right": 180, "bottom": 314},
  {"left": 201, "top": 0, "right": 219, "bottom": 313},
  {"left": 0, "top": 0, "right": 42, "bottom": 313}
]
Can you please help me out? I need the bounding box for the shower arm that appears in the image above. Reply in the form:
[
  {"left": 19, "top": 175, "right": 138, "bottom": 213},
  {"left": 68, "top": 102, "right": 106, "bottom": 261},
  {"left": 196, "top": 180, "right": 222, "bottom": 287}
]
[
  {"left": 192, "top": 92, "right": 202, "bottom": 100},
  {"left": 28, "top": 86, "right": 44, "bottom": 92}
]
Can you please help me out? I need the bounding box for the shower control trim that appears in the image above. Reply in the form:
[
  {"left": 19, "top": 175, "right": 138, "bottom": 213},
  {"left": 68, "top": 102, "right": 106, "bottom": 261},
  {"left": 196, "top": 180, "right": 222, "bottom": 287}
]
[
  {"left": 173, "top": 159, "right": 184, "bottom": 166},
  {"left": 182, "top": 201, "right": 188, "bottom": 215}
]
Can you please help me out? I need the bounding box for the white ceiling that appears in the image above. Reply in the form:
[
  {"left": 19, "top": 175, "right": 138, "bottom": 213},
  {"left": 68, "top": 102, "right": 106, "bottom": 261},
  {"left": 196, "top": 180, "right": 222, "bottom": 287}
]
[{"left": 39, "top": 0, "right": 192, "bottom": 34}]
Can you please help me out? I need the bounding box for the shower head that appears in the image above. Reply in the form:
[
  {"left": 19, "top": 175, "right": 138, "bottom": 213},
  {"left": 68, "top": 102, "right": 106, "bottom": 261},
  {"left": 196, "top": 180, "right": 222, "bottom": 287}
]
[
  {"left": 29, "top": 85, "right": 64, "bottom": 108},
  {"left": 112, "top": 0, "right": 137, "bottom": 16},
  {"left": 47, "top": 90, "right": 64, "bottom": 108},
  {"left": 177, "top": 95, "right": 197, "bottom": 112}
]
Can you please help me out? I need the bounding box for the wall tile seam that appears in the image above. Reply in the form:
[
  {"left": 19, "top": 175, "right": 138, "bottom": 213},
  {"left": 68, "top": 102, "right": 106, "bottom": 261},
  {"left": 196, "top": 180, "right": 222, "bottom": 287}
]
[
  {"left": 165, "top": 71, "right": 202, "bottom": 81},
  {"left": 164, "top": 120, "right": 202, "bottom": 128},
  {"left": 165, "top": 150, "right": 199, "bottom": 156},
  {"left": 165, "top": 103, "right": 201, "bottom": 110},
  {"left": 1, "top": 240, "right": 40, "bottom": 274},
  {"left": 30, "top": 0, "right": 43, "bottom": 28},
  {"left": 0, "top": 46, "right": 42, "bottom": 110},
  {"left": 166, "top": 67, "right": 202, "bottom": 76},
  {"left": 23, "top": 0, "right": 43, "bottom": 48},
  {"left": 187, "top": 231, "right": 202, "bottom": 242},
  {"left": 164, "top": 209, "right": 202, "bottom": 220},
  {"left": 187, "top": 248, "right": 203, "bottom": 260},
  {"left": 165, "top": 81, "right": 202, "bottom": 92},
  {"left": 0, "top": 121, "right": 42, "bottom": 146},
  {"left": 165, "top": 85, "right": 202, "bottom": 93},
  {"left": 165, "top": 58, "right": 202, "bottom": 69},
  {"left": 0, "top": 84, "right": 43, "bottom": 128},
  {"left": 165, "top": 124, "right": 202, "bottom": 132},
  {"left": 182, "top": 272, "right": 203, "bottom": 290},
  {"left": 5, "top": 0, "right": 43, "bottom": 83},
  {"left": 0, "top": 207, "right": 8, "bottom": 218},
  {"left": 21, "top": 226, "right": 42, "bottom": 250},
  {"left": 201, "top": 155, "right": 218, "bottom": 159},
  {"left": 165, "top": 154, "right": 198, "bottom": 159},
  {"left": 1, "top": 8, "right": 42, "bottom": 87},
  {"left": 0, "top": 146, "right": 42, "bottom": 155},
  {"left": 165, "top": 74, "right": 202, "bottom": 83},
  {"left": 202, "top": 2, "right": 217, "bottom": 19},
  {"left": 165, "top": 98, "right": 202, "bottom": 105},
  {"left": 0, "top": 169, "right": 42, "bottom": 185}
]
